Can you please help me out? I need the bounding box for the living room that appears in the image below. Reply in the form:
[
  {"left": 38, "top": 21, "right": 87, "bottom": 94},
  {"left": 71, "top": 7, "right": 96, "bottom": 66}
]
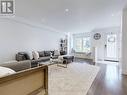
[{"left": 0, "top": 0, "right": 127, "bottom": 95}]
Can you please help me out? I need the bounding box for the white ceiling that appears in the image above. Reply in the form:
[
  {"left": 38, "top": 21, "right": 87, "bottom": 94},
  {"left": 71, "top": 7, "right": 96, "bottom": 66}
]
[{"left": 15, "top": 0, "right": 127, "bottom": 33}]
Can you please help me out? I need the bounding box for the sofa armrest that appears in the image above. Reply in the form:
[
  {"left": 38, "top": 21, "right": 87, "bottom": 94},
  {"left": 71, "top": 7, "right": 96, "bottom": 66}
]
[{"left": 0, "top": 60, "right": 31, "bottom": 72}]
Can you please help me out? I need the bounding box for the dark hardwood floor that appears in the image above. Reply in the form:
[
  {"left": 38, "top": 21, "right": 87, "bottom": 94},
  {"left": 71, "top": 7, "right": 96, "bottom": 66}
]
[{"left": 75, "top": 58, "right": 127, "bottom": 95}]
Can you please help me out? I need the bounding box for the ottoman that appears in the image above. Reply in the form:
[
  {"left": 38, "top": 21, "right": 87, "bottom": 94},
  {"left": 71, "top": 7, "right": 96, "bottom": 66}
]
[{"left": 63, "top": 55, "right": 74, "bottom": 64}]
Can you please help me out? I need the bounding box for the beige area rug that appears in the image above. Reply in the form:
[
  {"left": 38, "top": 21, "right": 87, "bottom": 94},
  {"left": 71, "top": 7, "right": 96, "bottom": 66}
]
[{"left": 48, "top": 63, "right": 100, "bottom": 95}]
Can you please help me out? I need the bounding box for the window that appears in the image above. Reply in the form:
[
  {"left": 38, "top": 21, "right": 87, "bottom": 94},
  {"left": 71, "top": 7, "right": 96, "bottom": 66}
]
[{"left": 74, "top": 37, "right": 91, "bottom": 53}]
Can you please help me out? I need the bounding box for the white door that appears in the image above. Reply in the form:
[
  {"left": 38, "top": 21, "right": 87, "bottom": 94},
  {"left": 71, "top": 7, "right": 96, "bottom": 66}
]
[{"left": 105, "top": 34, "right": 119, "bottom": 61}]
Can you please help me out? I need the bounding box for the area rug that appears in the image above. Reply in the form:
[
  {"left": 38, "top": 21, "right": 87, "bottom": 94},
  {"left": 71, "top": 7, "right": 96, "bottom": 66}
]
[{"left": 48, "top": 63, "right": 100, "bottom": 95}]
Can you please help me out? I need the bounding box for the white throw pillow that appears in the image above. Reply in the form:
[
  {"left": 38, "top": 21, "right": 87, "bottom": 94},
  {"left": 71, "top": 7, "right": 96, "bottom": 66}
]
[
  {"left": 0, "top": 66, "right": 16, "bottom": 77},
  {"left": 32, "top": 51, "right": 39, "bottom": 60},
  {"left": 54, "top": 50, "right": 60, "bottom": 56}
]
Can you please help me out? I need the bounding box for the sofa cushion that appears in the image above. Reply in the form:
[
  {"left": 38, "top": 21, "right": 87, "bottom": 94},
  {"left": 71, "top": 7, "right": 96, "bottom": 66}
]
[
  {"left": 38, "top": 57, "right": 50, "bottom": 62},
  {"left": 16, "top": 54, "right": 26, "bottom": 61},
  {"left": 38, "top": 51, "right": 45, "bottom": 57},
  {"left": 44, "top": 51, "right": 51, "bottom": 56}
]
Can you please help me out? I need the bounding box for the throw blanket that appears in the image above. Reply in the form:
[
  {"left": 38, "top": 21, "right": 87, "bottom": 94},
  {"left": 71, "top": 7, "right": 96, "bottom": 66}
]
[{"left": 0, "top": 66, "right": 16, "bottom": 77}]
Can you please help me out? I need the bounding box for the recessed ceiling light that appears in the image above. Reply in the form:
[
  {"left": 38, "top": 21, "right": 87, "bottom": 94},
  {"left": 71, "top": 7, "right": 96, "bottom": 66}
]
[{"left": 65, "top": 9, "right": 69, "bottom": 12}]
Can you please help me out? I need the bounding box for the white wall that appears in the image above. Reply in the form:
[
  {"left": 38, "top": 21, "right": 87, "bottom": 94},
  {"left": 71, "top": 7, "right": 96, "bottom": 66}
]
[
  {"left": 122, "top": 8, "right": 127, "bottom": 75},
  {"left": 0, "top": 19, "right": 65, "bottom": 63}
]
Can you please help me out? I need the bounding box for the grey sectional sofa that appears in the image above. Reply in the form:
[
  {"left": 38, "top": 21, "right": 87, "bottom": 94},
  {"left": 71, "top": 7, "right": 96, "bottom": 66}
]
[{"left": 16, "top": 51, "right": 60, "bottom": 67}]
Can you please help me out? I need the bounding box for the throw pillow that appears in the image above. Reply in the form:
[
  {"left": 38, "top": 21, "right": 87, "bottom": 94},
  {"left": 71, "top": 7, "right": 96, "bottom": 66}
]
[
  {"left": 32, "top": 51, "right": 39, "bottom": 60},
  {"left": 38, "top": 51, "right": 45, "bottom": 57}
]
